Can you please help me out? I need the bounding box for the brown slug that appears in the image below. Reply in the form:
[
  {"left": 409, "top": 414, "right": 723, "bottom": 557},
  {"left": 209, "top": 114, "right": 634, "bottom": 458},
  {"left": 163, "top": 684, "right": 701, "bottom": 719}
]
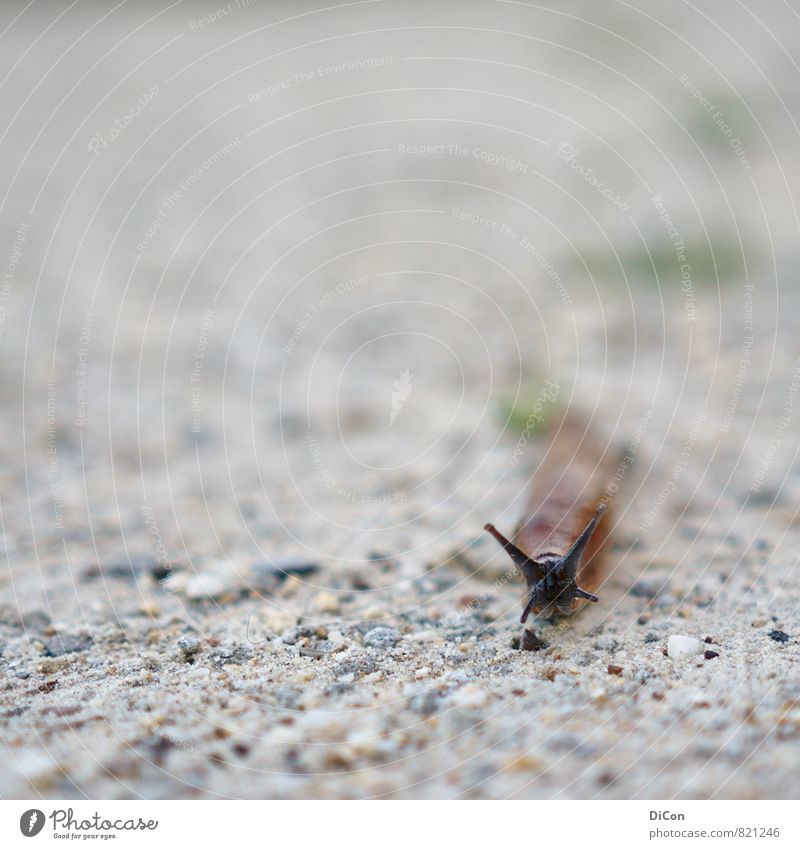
[{"left": 484, "top": 414, "right": 616, "bottom": 625}]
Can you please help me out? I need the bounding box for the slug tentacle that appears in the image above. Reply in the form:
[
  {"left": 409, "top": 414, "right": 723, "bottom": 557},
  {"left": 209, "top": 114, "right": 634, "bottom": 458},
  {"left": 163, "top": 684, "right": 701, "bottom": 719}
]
[
  {"left": 483, "top": 523, "right": 544, "bottom": 587},
  {"left": 558, "top": 503, "right": 606, "bottom": 582},
  {"left": 485, "top": 503, "right": 607, "bottom": 623}
]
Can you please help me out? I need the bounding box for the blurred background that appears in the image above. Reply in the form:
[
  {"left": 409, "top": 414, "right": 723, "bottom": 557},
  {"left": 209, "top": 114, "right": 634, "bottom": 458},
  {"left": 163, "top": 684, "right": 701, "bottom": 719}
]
[{"left": 1, "top": 0, "right": 799, "bottom": 799}]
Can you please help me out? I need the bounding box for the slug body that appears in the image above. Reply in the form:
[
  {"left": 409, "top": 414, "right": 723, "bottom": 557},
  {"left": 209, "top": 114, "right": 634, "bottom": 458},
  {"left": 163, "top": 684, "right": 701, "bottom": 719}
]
[{"left": 485, "top": 415, "right": 615, "bottom": 622}]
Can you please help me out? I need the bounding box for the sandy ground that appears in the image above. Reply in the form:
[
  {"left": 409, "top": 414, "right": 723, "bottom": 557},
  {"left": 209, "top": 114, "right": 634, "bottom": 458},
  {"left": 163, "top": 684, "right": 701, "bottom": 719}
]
[{"left": 1, "top": 0, "right": 799, "bottom": 799}]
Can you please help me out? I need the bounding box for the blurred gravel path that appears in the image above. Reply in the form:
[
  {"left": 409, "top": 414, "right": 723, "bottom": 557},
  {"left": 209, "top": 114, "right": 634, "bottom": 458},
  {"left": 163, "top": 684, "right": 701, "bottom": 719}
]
[{"left": 1, "top": 0, "right": 799, "bottom": 799}]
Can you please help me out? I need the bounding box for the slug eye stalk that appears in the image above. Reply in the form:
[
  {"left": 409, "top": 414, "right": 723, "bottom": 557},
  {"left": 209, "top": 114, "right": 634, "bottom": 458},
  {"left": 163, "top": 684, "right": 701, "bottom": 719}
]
[{"left": 484, "top": 512, "right": 603, "bottom": 623}]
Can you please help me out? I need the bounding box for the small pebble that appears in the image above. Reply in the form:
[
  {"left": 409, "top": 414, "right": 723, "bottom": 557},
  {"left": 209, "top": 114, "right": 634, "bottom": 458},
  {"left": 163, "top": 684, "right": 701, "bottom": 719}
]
[
  {"left": 406, "top": 630, "right": 440, "bottom": 643},
  {"left": 629, "top": 580, "right": 664, "bottom": 599},
  {"left": 185, "top": 573, "right": 229, "bottom": 601},
  {"left": 593, "top": 636, "right": 619, "bottom": 652},
  {"left": 521, "top": 631, "right": 547, "bottom": 652},
  {"left": 704, "top": 650, "right": 719, "bottom": 660},
  {"left": 312, "top": 592, "right": 339, "bottom": 614},
  {"left": 43, "top": 633, "right": 93, "bottom": 657},
  {"left": 15, "top": 670, "right": 30, "bottom": 679},
  {"left": 607, "top": 664, "right": 623, "bottom": 676},
  {"left": 363, "top": 627, "right": 401, "bottom": 649},
  {"left": 768, "top": 630, "right": 790, "bottom": 644},
  {"left": 177, "top": 635, "right": 201, "bottom": 655},
  {"left": 36, "top": 657, "right": 73, "bottom": 674},
  {"left": 253, "top": 558, "right": 319, "bottom": 580},
  {"left": 262, "top": 610, "right": 296, "bottom": 634},
  {"left": 667, "top": 634, "right": 704, "bottom": 661}
]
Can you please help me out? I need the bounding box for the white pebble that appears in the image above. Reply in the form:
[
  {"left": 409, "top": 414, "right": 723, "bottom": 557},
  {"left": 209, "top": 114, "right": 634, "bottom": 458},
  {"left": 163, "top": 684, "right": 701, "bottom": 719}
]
[
  {"left": 667, "top": 634, "right": 704, "bottom": 661},
  {"left": 405, "top": 629, "right": 440, "bottom": 643},
  {"left": 185, "top": 573, "right": 229, "bottom": 601},
  {"left": 312, "top": 592, "right": 339, "bottom": 613}
]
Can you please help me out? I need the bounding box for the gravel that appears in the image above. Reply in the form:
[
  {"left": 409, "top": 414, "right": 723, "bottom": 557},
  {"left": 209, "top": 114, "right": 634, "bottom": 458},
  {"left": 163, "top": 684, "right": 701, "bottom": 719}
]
[
  {"left": 1, "top": 0, "right": 799, "bottom": 802},
  {"left": 363, "top": 627, "right": 401, "bottom": 649}
]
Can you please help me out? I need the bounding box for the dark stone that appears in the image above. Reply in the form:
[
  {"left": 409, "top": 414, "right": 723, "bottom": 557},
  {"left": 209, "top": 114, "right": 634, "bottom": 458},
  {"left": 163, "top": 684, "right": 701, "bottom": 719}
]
[
  {"left": 252, "top": 559, "right": 319, "bottom": 581},
  {"left": 43, "top": 633, "right": 94, "bottom": 657},
  {"left": 521, "top": 630, "right": 547, "bottom": 652},
  {"left": 768, "top": 630, "right": 790, "bottom": 644},
  {"left": 629, "top": 580, "right": 665, "bottom": 599},
  {"left": 87, "top": 554, "right": 164, "bottom": 581},
  {"left": 150, "top": 563, "right": 174, "bottom": 582},
  {"left": 209, "top": 646, "right": 252, "bottom": 667}
]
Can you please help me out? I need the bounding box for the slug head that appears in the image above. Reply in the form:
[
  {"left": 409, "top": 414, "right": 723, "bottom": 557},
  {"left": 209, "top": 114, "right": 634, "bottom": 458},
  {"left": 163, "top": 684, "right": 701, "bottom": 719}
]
[{"left": 484, "top": 504, "right": 605, "bottom": 622}]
